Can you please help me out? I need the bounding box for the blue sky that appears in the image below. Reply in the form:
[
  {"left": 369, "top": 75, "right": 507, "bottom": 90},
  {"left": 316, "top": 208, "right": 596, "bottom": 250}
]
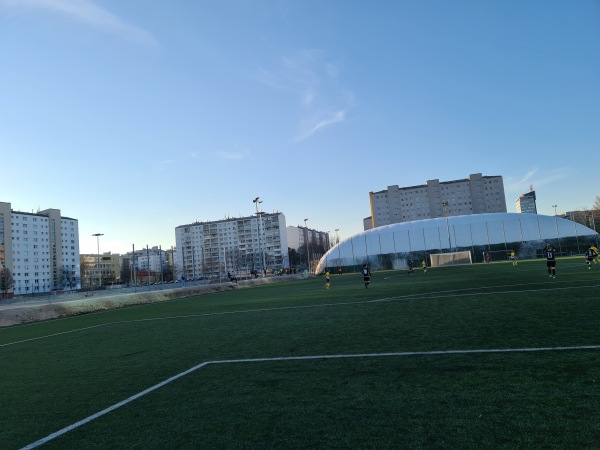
[{"left": 1, "top": 0, "right": 598, "bottom": 254}]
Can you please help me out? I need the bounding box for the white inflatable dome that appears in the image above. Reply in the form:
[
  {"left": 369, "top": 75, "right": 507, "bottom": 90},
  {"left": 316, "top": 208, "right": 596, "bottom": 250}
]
[{"left": 316, "top": 213, "right": 598, "bottom": 273}]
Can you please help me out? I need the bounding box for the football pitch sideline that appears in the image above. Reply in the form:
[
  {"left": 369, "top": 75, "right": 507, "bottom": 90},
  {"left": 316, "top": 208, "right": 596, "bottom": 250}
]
[{"left": 1, "top": 258, "right": 599, "bottom": 449}]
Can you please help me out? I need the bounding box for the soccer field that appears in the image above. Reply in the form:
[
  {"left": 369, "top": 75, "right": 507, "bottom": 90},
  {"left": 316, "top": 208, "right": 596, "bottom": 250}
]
[{"left": 1, "top": 258, "right": 599, "bottom": 449}]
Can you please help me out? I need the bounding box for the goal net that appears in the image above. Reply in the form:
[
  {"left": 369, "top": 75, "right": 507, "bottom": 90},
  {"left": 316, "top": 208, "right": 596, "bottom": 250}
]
[
  {"left": 482, "top": 250, "right": 511, "bottom": 262},
  {"left": 429, "top": 251, "right": 472, "bottom": 267}
]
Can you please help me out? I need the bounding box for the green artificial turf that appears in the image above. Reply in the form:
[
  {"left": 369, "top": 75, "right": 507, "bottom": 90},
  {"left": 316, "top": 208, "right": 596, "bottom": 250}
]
[{"left": 1, "top": 257, "right": 599, "bottom": 449}]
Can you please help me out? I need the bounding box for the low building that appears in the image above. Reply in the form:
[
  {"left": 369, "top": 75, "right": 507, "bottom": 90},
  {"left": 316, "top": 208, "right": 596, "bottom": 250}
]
[
  {"left": 564, "top": 210, "right": 599, "bottom": 234},
  {"left": 80, "top": 252, "right": 121, "bottom": 288}
]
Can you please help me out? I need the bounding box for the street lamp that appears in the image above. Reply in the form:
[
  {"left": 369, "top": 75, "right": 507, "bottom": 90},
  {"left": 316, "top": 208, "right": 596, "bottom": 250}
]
[
  {"left": 441, "top": 201, "right": 451, "bottom": 251},
  {"left": 552, "top": 204, "right": 558, "bottom": 216},
  {"left": 304, "top": 218, "right": 311, "bottom": 275},
  {"left": 253, "top": 197, "right": 266, "bottom": 276},
  {"left": 92, "top": 233, "right": 103, "bottom": 288}
]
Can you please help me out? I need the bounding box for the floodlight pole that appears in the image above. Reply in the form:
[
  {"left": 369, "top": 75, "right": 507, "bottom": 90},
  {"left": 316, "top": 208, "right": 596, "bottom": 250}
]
[
  {"left": 304, "top": 218, "right": 311, "bottom": 275},
  {"left": 441, "top": 201, "right": 451, "bottom": 251},
  {"left": 253, "top": 197, "right": 266, "bottom": 276}
]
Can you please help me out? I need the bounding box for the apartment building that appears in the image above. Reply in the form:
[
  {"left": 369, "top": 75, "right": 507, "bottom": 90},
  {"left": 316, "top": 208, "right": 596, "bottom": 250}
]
[
  {"left": 369, "top": 173, "right": 507, "bottom": 228},
  {"left": 516, "top": 190, "right": 537, "bottom": 214},
  {"left": 286, "top": 226, "right": 330, "bottom": 252},
  {"left": 122, "top": 246, "right": 170, "bottom": 273},
  {"left": 0, "top": 202, "right": 80, "bottom": 297},
  {"left": 121, "top": 246, "right": 173, "bottom": 284},
  {"left": 175, "top": 212, "right": 288, "bottom": 280}
]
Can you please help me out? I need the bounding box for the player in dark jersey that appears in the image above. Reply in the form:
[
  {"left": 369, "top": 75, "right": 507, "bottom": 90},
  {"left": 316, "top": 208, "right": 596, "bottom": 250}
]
[
  {"left": 545, "top": 244, "right": 556, "bottom": 278},
  {"left": 362, "top": 264, "right": 371, "bottom": 288},
  {"left": 585, "top": 246, "right": 598, "bottom": 269}
]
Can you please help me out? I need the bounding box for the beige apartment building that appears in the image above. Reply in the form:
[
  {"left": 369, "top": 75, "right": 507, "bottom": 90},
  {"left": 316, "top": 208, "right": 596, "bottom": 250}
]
[
  {"left": 80, "top": 252, "right": 121, "bottom": 288},
  {"left": 369, "top": 173, "right": 507, "bottom": 228}
]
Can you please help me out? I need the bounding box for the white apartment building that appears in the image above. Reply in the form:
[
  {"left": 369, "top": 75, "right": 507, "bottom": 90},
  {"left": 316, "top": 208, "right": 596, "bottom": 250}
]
[
  {"left": 286, "top": 226, "right": 330, "bottom": 252},
  {"left": 0, "top": 202, "right": 80, "bottom": 297},
  {"left": 516, "top": 190, "right": 537, "bottom": 214},
  {"left": 175, "top": 212, "right": 288, "bottom": 280},
  {"left": 119, "top": 246, "right": 173, "bottom": 285},
  {"left": 123, "top": 246, "right": 170, "bottom": 274},
  {"left": 369, "top": 173, "right": 507, "bottom": 228}
]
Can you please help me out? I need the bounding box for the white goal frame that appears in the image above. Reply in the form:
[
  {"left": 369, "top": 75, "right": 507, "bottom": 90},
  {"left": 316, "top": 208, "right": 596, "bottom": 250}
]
[{"left": 429, "top": 251, "right": 472, "bottom": 267}]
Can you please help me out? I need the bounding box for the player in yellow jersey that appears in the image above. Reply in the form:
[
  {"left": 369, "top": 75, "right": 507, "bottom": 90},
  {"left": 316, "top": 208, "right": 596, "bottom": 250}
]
[
  {"left": 325, "top": 269, "right": 331, "bottom": 289},
  {"left": 421, "top": 259, "right": 427, "bottom": 273},
  {"left": 510, "top": 250, "right": 517, "bottom": 266},
  {"left": 591, "top": 245, "right": 599, "bottom": 264}
]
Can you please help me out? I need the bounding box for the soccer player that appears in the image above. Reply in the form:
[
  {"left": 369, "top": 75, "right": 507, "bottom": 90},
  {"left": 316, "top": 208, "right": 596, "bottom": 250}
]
[
  {"left": 545, "top": 244, "right": 556, "bottom": 278},
  {"left": 510, "top": 250, "right": 517, "bottom": 266},
  {"left": 362, "top": 264, "right": 371, "bottom": 288},
  {"left": 591, "top": 245, "right": 599, "bottom": 264},
  {"left": 585, "top": 246, "right": 598, "bottom": 269},
  {"left": 408, "top": 260, "right": 414, "bottom": 274},
  {"left": 325, "top": 269, "right": 331, "bottom": 289},
  {"left": 421, "top": 259, "right": 427, "bottom": 273}
]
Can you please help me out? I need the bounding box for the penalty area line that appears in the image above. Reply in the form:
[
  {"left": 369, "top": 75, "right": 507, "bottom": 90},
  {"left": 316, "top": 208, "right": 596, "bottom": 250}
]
[{"left": 21, "top": 344, "right": 600, "bottom": 449}]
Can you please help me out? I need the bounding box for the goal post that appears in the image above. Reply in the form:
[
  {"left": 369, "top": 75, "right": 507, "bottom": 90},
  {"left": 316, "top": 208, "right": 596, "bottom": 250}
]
[{"left": 429, "top": 251, "right": 472, "bottom": 267}]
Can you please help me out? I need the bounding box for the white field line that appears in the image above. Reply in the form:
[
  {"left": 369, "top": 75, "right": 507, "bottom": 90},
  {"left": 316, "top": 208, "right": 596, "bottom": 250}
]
[
  {"left": 21, "top": 344, "right": 600, "bottom": 450},
  {"left": 368, "top": 283, "right": 600, "bottom": 303},
  {"left": 3, "top": 283, "right": 600, "bottom": 349},
  {"left": 383, "top": 262, "right": 597, "bottom": 279}
]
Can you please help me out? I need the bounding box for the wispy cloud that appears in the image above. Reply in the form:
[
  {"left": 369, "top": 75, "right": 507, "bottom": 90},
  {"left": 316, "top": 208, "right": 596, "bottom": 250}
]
[
  {"left": 216, "top": 151, "right": 244, "bottom": 161},
  {"left": 296, "top": 110, "right": 346, "bottom": 142},
  {"left": 505, "top": 167, "right": 571, "bottom": 194},
  {"left": 0, "top": 0, "right": 158, "bottom": 46},
  {"left": 251, "top": 49, "right": 352, "bottom": 142}
]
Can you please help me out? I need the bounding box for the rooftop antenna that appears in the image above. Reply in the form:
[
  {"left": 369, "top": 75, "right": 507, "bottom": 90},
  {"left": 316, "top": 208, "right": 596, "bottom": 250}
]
[{"left": 530, "top": 184, "right": 534, "bottom": 191}]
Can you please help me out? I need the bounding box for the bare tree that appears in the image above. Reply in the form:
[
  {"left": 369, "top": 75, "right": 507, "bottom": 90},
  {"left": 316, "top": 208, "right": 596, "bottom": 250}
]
[
  {"left": 80, "top": 260, "right": 92, "bottom": 289},
  {"left": 120, "top": 259, "right": 132, "bottom": 286},
  {"left": 594, "top": 195, "right": 600, "bottom": 211},
  {"left": 0, "top": 267, "right": 15, "bottom": 300},
  {"left": 60, "top": 266, "right": 80, "bottom": 291},
  {"left": 161, "top": 263, "right": 175, "bottom": 282}
]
